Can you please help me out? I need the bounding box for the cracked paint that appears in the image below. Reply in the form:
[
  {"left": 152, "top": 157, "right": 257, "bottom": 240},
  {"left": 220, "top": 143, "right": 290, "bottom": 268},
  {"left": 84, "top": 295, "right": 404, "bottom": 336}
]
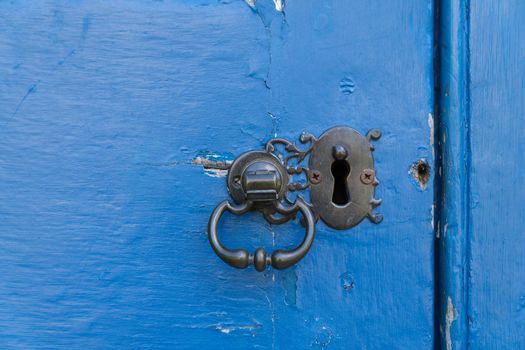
[
  {"left": 243, "top": 0, "right": 287, "bottom": 145},
  {"left": 261, "top": 291, "right": 276, "bottom": 349},
  {"left": 268, "top": 112, "right": 280, "bottom": 138},
  {"left": 8, "top": 15, "right": 90, "bottom": 123},
  {"left": 281, "top": 267, "right": 297, "bottom": 306},
  {"left": 0, "top": 2, "right": 439, "bottom": 348}
]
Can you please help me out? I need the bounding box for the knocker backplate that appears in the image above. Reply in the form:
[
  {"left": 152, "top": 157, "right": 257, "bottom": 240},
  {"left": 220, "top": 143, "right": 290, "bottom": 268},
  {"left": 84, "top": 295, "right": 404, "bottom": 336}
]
[{"left": 227, "top": 151, "right": 288, "bottom": 205}]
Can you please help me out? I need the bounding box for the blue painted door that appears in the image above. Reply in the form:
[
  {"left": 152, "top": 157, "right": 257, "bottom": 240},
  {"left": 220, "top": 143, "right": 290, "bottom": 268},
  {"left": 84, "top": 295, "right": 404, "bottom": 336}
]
[
  {"left": 437, "top": 1, "right": 525, "bottom": 349},
  {"left": 0, "top": 1, "right": 436, "bottom": 349}
]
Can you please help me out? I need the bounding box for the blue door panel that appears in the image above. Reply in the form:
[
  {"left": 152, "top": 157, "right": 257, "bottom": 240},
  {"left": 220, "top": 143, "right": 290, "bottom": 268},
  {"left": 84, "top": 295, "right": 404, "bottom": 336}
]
[
  {"left": 467, "top": 1, "right": 525, "bottom": 348},
  {"left": 437, "top": 1, "right": 525, "bottom": 348},
  {"left": 0, "top": 1, "right": 435, "bottom": 348}
]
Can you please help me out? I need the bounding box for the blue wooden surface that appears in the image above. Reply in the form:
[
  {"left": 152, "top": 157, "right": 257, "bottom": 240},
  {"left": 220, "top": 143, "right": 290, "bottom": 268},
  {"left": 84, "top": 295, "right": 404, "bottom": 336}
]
[
  {"left": 0, "top": 1, "right": 435, "bottom": 349},
  {"left": 438, "top": 1, "right": 525, "bottom": 349},
  {"left": 466, "top": 1, "right": 525, "bottom": 348}
]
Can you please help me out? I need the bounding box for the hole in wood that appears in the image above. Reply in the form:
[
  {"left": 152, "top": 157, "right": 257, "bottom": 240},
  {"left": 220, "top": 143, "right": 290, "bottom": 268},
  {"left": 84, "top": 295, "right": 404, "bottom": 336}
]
[{"left": 410, "top": 159, "right": 430, "bottom": 190}]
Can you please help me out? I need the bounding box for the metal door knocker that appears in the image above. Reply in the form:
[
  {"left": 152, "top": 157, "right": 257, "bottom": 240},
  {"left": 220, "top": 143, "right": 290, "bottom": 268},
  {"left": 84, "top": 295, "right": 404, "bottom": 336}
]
[{"left": 208, "top": 126, "right": 382, "bottom": 271}]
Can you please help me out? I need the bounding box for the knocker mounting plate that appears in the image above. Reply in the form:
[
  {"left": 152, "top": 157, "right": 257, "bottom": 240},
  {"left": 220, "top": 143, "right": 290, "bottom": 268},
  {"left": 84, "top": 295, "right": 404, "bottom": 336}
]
[{"left": 207, "top": 126, "right": 382, "bottom": 271}]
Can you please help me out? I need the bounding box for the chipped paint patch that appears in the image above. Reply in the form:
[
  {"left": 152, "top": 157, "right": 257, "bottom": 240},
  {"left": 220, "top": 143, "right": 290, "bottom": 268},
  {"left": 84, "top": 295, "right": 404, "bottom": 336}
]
[
  {"left": 431, "top": 204, "right": 435, "bottom": 230},
  {"left": 246, "top": 0, "right": 284, "bottom": 13},
  {"left": 202, "top": 168, "right": 228, "bottom": 178},
  {"left": 192, "top": 150, "right": 234, "bottom": 178},
  {"left": 273, "top": 0, "right": 284, "bottom": 12},
  {"left": 428, "top": 112, "right": 435, "bottom": 159},
  {"left": 214, "top": 321, "right": 261, "bottom": 335},
  {"left": 244, "top": 0, "right": 256, "bottom": 9},
  {"left": 340, "top": 272, "right": 355, "bottom": 292},
  {"left": 445, "top": 297, "right": 458, "bottom": 350}
]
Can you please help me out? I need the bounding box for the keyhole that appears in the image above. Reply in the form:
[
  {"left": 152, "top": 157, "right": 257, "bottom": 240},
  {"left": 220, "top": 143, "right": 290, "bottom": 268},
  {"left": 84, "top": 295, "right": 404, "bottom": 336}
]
[{"left": 331, "top": 159, "right": 350, "bottom": 205}]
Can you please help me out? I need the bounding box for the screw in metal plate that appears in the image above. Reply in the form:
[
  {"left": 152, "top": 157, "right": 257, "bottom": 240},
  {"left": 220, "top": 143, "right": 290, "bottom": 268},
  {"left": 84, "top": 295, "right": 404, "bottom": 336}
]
[
  {"left": 360, "top": 168, "right": 375, "bottom": 185},
  {"left": 308, "top": 170, "right": 322, "bottom": 184}
]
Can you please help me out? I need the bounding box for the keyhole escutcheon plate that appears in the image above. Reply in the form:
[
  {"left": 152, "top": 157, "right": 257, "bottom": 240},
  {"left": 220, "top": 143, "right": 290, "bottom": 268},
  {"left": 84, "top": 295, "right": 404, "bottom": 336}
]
[{"left": 309, "top": 126, "right": 382, "bottom": 229}]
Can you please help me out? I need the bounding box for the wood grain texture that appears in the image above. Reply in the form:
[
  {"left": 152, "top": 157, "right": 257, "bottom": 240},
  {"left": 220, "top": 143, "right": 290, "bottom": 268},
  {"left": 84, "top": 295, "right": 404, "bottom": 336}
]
[
  {"left": 467, "top": 1, "right": 525, "bottom": 348},
  {"left": 0, "top": 1, "right": 435, "bottom": 348}
]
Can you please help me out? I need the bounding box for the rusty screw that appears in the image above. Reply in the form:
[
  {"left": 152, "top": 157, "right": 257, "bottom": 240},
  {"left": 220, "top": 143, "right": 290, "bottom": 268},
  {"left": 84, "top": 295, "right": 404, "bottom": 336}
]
[
  {"left": 360, "top": 168, "right": 375, "bottom": 185},
  {"left": 308, "top": 170, "right": 322, "bottom": 184}
]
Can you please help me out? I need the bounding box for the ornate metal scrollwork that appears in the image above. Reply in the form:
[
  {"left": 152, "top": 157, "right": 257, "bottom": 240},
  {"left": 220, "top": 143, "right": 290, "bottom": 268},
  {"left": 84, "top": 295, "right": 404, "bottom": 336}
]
[{"left": 207, "top": 126, "right": 382, "bottom": 271}]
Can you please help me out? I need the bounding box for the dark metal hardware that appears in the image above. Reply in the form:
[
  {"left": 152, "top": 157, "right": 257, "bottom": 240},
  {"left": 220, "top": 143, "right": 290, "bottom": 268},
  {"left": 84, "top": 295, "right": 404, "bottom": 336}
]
[
  {"left": 208, "top": 198, "right": 315, "bottom": 271},
  {"left": 308, "top": 127, "right": 382, "bottom": 229},
  {"left": 207, "top": 126, "right": 382, "bottom": 271}
]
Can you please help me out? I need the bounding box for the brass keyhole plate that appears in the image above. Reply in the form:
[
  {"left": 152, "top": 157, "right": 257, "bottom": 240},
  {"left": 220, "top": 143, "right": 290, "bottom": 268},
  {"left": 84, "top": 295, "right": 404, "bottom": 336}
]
[{"left": 308, "top": 127, "right": 381, "bottom": 229}]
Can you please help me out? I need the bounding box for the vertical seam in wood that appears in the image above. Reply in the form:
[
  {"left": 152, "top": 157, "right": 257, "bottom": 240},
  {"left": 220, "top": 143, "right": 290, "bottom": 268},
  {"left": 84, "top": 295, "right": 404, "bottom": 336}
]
[
  {"left": 464, "top": 0, "right": 472, "bottom": 347},
  {"left": 433, "top": 2, "right": 442, "bottom": 348},
  {"left": 435, "top": 0, "right": 471, "bottom": 349}
]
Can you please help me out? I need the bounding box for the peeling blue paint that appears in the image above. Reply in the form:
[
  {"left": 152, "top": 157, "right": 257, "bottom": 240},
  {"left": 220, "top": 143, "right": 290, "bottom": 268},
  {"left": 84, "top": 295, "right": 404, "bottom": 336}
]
[{"left": 192, "top": 150, "right": 234, "bottom": 177}]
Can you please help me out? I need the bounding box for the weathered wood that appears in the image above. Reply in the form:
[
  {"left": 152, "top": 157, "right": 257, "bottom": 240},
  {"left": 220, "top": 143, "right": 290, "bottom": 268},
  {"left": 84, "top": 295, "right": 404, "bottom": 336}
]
[
  {"left": 439, "top": 1, "right": 525, "bottom": 349},
  {"left": 436, "top": 1, "right": 470, "bottom": 349},
  {"left": 0, "top": 1, "right": 435, "bottom": 348},
  {"left": 467, "top": 1, "right": 525, "bottom": 348}
]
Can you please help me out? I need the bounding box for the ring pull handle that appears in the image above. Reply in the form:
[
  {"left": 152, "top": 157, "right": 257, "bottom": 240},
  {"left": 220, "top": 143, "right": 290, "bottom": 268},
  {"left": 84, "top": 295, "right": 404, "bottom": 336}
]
[
  {"left": 208, "top": 198, "right": 316, "bottom": 271},
  {"left": 204, "top": 127, "right": 382, "bottom": 271}
]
